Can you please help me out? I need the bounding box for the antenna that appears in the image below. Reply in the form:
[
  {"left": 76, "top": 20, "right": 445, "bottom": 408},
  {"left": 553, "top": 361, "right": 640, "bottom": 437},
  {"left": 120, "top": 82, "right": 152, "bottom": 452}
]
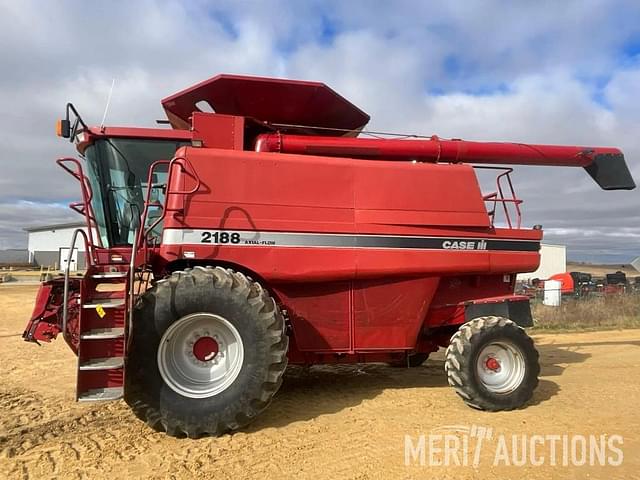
[{"left": 100, "top": 78, "right": 116, "bottom": 131}]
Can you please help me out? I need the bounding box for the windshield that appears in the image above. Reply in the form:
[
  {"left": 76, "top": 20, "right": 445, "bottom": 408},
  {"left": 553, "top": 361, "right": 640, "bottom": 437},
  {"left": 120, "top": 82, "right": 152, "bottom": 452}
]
[{"left": 84, "top": 138, "right": 188, "bottom": 247}]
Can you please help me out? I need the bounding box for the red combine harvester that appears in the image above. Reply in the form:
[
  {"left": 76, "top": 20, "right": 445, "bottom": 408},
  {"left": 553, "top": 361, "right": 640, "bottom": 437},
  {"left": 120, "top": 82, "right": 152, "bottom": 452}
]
[{"left": 23, "top": 74, "right": 635, "bottom": 437}]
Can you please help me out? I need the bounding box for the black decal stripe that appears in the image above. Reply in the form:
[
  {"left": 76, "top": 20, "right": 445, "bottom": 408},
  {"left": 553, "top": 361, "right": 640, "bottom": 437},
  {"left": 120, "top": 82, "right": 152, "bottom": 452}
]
[
  {"left": 485, "top": 240, "right": 540, "bottom": 252},
  {"left": 163, "top": 229, "right": 541, "bottom": 252}
]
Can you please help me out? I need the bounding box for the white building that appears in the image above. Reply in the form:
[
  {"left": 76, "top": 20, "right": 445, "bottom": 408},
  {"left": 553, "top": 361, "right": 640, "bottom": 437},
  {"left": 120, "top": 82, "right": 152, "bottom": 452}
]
[
  {"left": 517, "top": 243, "right": 566, "bottom": 281},
  {"left": 24, "top": 222, "right": 90, "bottom": 271}
]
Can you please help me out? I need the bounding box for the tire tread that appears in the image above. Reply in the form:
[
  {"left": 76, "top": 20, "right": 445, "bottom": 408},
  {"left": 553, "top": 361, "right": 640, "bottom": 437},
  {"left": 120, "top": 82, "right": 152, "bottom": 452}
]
[
  {"left": 444, "top": 316, "right": 540, "bottom": 411},
  {"left": 125, "top": 267, "right": 288, "bottom": 438}
]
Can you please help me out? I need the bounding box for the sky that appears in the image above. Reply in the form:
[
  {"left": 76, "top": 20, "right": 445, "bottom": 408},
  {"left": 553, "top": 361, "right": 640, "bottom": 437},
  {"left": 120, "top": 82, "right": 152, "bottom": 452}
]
[{"left": 0, "top": 0, "right": 639, "bottom": 263}]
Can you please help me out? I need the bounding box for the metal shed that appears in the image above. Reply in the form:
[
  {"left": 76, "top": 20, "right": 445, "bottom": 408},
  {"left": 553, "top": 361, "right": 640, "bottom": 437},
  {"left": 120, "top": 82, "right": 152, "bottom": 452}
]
[{"left": 24, "top": 222, "right": 89, "bottom": 270}]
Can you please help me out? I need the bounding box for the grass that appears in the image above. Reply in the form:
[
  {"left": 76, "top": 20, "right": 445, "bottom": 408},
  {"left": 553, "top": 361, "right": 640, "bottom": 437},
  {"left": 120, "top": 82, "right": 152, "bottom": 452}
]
[{"left": 531, "top": 294, "right": 640, "bottom": 331}]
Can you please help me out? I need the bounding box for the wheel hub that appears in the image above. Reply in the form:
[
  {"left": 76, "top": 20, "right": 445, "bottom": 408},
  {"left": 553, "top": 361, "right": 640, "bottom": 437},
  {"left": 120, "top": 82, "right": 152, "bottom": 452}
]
[
  {"left": 157, "top": 313, "right": 244, "bottom": 398},
  {"left": 475, "top": 341, "right": 526, "bottom": 394},
  {"left": 193, "top": 336, "right": 219, "bottom": 362},
  {"left": 485, "top": 356, "right": 501, "bottom": 372}
]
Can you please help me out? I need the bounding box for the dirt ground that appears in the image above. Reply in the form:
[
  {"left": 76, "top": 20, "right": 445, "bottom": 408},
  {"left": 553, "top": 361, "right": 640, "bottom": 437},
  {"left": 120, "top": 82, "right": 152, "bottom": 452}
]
[{"left": 1, "top": 284, "right": 639, "bottom": 479}]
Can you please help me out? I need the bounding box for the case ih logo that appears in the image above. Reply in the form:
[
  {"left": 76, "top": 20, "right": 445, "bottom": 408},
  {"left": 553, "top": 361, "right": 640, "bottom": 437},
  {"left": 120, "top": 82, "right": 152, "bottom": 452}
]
[{"left": 442, "top": 239, "right": 487, "bottom": 250}]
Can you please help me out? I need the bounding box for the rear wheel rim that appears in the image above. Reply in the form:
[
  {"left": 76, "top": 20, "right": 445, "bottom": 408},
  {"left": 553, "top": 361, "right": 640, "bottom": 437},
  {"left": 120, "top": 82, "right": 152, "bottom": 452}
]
[
  {"left": 475, "top": 341, "right": 526, "bottom": 394},
  {"left": 157, "top": 313, "right": 244, "bottom": 399}
]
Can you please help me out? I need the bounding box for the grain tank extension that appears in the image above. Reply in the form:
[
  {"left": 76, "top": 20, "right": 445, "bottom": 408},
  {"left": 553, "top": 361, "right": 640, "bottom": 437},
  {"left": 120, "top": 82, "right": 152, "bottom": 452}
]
[{"left": 23, "top": 74, "right": 635, "bottom": 437}]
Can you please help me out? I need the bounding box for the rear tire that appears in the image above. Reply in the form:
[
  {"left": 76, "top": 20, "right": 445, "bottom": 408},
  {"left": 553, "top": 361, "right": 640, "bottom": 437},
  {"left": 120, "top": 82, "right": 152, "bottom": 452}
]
[
  {"left": 445, "top": 316, "right": 539, "bottom": 411},
  {"left": 124, "top": 266, "right": 288, "bottom": 437}
]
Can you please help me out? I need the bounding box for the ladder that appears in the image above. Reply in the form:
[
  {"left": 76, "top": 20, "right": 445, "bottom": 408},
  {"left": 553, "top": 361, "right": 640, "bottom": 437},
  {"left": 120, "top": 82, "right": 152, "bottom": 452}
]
[
  {"left": 61, "top": 229, "right": 133, "bottom": 402},
  {"left": 75, "top": 265, "right": 129, "bottom": 401},
  {"left": 56, "top": 158, "right": 136, "bottom": 402}
]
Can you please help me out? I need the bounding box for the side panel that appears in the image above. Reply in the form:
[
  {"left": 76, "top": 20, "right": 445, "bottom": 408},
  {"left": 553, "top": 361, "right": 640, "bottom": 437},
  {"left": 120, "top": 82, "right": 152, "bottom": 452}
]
[
  {"left": 274, "top": 282, "right": 351, "bottom": 351},
  {"left": 274, "top": 277, "right": 440, "bottom": 352},
  {"left": 160, "top": 147, "right": 542, "bottom": 351},
  {"left": 163, "top": 147, "right": 541, "bottom": 282},
  {"left": 168, "top": 147, "right": 491, "bottom": 233},
  {"left": 353, "top": 277, "right": 439, "bottom": 350},
  {"left": 353, "top": 157, "right": 489, "bottom": 228}
]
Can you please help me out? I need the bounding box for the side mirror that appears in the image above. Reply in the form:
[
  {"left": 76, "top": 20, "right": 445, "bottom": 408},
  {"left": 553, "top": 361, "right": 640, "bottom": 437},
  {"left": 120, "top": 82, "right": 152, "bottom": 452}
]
[{"left": 56, "top": 119, "right": 71, "bottom": 138}]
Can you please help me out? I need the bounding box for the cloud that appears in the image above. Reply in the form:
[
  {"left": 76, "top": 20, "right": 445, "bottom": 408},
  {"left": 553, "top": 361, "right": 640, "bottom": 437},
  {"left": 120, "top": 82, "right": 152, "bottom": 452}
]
[
  {"left": 0, "top": 201, "right": 78, "bottom": 249},
  {"left": 0, "top": 1, "right": 638, "bottom": 264},
  {"left": 605, "top": 65, "right": 640, "bottom": 120}
]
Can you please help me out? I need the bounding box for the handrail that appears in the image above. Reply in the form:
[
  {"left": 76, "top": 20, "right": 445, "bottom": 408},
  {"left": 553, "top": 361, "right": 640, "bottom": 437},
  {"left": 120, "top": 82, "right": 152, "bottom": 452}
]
[
  {"left": 62, "top": 228, "right": 91, "bottom": 341},
  {"left": 474, "top": 166, "right": 523, "bottom": 229},
  {"left": 134, "top": 159, "right": 170, "bottom": 266},
  {"left": 496, "top": 169, "right": 522, "bottom": 228},
  {"left": 133, "top": 155, "right": 202, "bottom": 266},
  {"left": 56, "top": 157, "right": 103, "bottom": 251},
  {"left": 127, "top": 227, "right": 138, "bottom": 351},
  {"left": 163, "top": 156, "right": 201, "bottom": 196}
]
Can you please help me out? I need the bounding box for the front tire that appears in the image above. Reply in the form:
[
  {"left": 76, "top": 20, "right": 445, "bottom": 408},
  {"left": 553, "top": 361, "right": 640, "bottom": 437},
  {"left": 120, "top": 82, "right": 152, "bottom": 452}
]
[
  {"left": 124, "top": 266, "right": 288, "bottom": 437},
  {"left": 445, "top": 316, "right": 539, "bottom": 411}
]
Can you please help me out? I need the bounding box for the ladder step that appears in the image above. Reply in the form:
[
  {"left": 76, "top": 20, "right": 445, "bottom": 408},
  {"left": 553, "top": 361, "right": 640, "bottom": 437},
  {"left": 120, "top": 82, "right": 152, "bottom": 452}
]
[
  {"left": 83, "top": 298, "right": 125, "bottom": 308},
  {"left": 91, "top": 272, "right": 128, "bottom": 279},
  {"left": 78, "top": 387, "right": 124, "bottom": 402},
  {"left": 79, "top": 357, "right": 124, "bottom": 370},
  {"left": 80, "top": 327, "right": 125, "bottom": 340}
]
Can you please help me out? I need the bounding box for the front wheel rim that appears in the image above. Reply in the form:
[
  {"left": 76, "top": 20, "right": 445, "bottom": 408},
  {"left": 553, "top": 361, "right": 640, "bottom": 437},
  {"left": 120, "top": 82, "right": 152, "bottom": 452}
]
[
  {"left": 475, "top": 340, "right": 526, "bottom": 394},
  {"left": 157, "top": 313, "right": 244, "bottom": 399}
]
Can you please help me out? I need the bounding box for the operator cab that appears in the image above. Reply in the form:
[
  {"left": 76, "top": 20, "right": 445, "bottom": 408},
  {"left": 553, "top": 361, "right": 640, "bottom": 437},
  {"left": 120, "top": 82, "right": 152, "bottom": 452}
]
[
  {"left": 82, "top": 137, "right": 188, "bottom": 247},
  {"left": 57, "top": 104, "right": 190, "bottom": 248}
]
